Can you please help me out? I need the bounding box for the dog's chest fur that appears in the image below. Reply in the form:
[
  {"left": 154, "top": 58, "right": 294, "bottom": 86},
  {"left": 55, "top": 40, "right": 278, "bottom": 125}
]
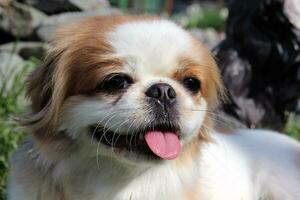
[
  {"left": 56, "top": 152, "right": 201, "bottom": 200},
  {"left": 10, "top": 137, "right": 247, "bottom": 200}
]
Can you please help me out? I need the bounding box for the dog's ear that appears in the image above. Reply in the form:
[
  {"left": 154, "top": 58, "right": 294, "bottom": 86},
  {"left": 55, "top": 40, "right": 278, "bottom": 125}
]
[
  {"left": 27, "top": 55, "right": 58, "bottom": 113},
  {"left": 21, "top": 51, "right": 76, "bottom": 155},
  {"left": 21, "top": 51, "right": 64, "bottom": 131}
]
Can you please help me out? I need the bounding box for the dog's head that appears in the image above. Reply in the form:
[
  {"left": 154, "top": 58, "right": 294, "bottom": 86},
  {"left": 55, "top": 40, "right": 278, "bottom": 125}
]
[{"left": 23, "top": 16, "right": 223, "bottom": 164}]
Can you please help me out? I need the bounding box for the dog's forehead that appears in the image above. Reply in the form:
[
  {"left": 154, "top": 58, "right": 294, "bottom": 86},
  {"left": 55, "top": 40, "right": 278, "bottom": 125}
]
[{"left": 107, "top": 20, "right": 193, "bottom": 77}]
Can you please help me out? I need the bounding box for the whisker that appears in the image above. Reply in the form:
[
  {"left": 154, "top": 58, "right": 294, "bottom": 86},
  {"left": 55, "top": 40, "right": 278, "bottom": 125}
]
[
  {"left": 207, "top": 115, "right": 234, "bottom": 128},
  {"left": 112, "top": 119, "right": 131, "bottom": 149},
  {"left": 206, "top": 113, "right": 241, "bottom": 128},
  {"left": 134, "top": 109, "right": 152, "bottom": 147},
  {"left": 96, "top": 139, "right": 102, "bottom": 170},
  {"left": 96, "top": 114, "right": 118, "bottom": 169},
  {"left": 180, "top": 107, "right": 216, "bottom": 113},
  {"left": 90, "top": 110, "right": 124, "bottom": 145},
  {"left": 127, "top": 118, "right": 137, "bottom": 152},
  {"left": 180, "top": 106, "right": 239, "bottom": 128},
  {"left": 134, "top": 117, "right": 148, "bottom": 147},
  {"left": 102, "top": 115, "right": 119, "bottom": 144}
]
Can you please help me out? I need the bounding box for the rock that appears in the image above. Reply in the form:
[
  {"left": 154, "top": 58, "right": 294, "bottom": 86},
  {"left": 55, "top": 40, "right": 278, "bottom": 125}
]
[
  {"left": 17, "top": 0, "right": 79, "bottom": 15},
  {"left": 0, "top": 0, "right": 12, "bottom": 6},
  {"left": 69, "top": 0, "right": 110, "bottom": 11},
  {"left": 0, "top": 42, "right": 47, "bottom": 59},
  {"left": 37, "top": 8, "right": 122, "bottom": 41},
  {"left": 19, "top": 0, "right": 111, "bottom": 14},
  {"left": 189, "top": 28, "right": 223, "bottom": 49},
  {"left": 0, "top": 51, "right": 25, "bottom": 93},
  {"left": 0, "top": 1, "right": 47, "bottom": 38}
]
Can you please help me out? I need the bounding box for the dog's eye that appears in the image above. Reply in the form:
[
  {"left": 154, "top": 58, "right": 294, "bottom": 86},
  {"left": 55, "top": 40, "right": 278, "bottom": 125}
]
[
  {"left": 97, "top": 74, "right": 133, "bottom": 93},
  {"left": 182, "top": 77, "right": 201, "bottom": 93}
]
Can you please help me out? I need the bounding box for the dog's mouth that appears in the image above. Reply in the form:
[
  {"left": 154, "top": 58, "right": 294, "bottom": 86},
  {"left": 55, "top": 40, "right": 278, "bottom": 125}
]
[{"left": 88, "top": 124, "right": 181, "bottom": 160}]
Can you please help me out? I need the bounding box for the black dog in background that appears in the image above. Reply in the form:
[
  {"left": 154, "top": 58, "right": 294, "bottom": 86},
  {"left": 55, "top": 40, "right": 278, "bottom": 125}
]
[{"left": 214, "top": 0, "right": 300, "bottom": 130}]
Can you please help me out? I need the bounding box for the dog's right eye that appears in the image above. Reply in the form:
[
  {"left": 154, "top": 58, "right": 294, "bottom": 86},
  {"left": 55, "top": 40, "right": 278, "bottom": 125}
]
[{"left": 96, "top": 74, "right": 133, "bottom": 93}]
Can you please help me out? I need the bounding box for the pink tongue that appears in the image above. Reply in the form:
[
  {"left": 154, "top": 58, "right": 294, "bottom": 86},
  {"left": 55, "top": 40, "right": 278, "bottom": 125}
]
[{"left": 144, "top": 131, "right": 181, "bottom": 160}]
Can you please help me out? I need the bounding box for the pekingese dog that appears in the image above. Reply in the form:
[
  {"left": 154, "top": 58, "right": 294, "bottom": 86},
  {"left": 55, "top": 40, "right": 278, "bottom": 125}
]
[{"left": 8, "top": 16, "right": 300, "bottom": 200}]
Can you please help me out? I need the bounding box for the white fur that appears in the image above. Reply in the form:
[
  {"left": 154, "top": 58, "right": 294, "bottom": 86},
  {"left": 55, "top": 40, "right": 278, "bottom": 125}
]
[
  {"left": 199, "top": 129, "right": 300, "bottom": 200},
  {"left": 9, "top": 130, "right": 300, "bottom": 200},
  {"left": 108, "top": 20, "right": 193, "bottom": 77}
]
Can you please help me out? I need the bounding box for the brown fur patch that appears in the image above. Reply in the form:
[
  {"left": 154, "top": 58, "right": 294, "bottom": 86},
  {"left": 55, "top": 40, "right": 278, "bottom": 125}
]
[
  {"left": 175, "top": 139, "right": 201, "bottom": 166},
  {"left": 173, "top": 46, "right": 225, "bottom": 109},
  {"left": 183, "top": 187, "right": 199, "bottom": 200}
]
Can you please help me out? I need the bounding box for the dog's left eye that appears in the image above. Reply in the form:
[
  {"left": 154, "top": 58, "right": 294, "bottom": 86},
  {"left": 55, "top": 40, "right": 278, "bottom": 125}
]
[
  {"left": 182, "top": 77, "right": 201, "bottom": 93},
  {"left": 97, "top": 74, "right": 133, "bottom": 93}
]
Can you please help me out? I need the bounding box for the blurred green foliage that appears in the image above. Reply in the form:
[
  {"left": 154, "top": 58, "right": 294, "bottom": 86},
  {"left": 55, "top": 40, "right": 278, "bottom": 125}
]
[
  {"left": 109, "top": 0, "right": 164, "bottom": 13},
  {"left": 0, "top": 57, "right": 40, "bottom": 200},
  {"left": 174, "top": 4, "right": 227, "bottom": 31},
  {"left": 186, "top": 8, "right": 226, "bottom": 31},
  {"left": 284, "top": 114, "right": 300, "bottom": 140},
  {"left": 109, "top": 0, "right": 227, "bottom": 31}
]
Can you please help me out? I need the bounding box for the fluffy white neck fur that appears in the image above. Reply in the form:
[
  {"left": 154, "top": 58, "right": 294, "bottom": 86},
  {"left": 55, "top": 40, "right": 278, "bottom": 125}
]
[
  {"left": 52, "top": 142, "right": 200, "bottom": 200},
  {"left": 9, "top": 129, "right": 300, "bottom": 200}
]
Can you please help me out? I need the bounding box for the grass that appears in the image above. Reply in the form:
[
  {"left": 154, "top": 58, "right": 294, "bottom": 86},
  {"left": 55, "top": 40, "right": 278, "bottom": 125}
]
[
  {"left": 0, "top": 56, "right": 40, "bottom": 200},
  {"left": 0, "top": 54, "right": 299, "bottom": 199}
]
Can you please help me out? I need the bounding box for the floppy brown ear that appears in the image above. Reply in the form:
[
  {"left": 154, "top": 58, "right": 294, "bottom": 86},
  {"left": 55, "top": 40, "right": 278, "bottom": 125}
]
[
  {"left": 27, "top": 55, "right": 58, "bottom": 113},
  {"left": 21, "top": 51, "right": 63, "bottom": 131}
]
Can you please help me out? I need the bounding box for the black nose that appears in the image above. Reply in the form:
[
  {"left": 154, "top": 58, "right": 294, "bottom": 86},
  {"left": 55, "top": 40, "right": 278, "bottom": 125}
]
[{"left": 145, "top": 83, "right": 176, "bottom": 103}]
